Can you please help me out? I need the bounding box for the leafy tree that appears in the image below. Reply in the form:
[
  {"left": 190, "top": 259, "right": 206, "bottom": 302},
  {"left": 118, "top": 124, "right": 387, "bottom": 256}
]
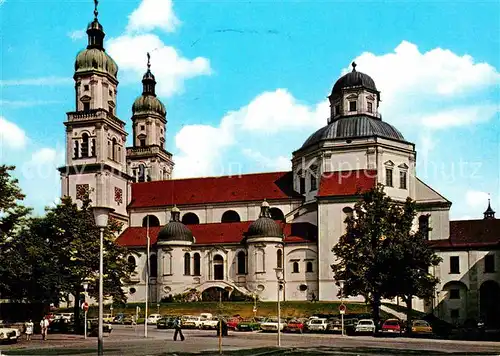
[
  {"left": 0, "top": 165, "right": 31, "bottom": 297},
  {"left": 383, "top": 199, "right": 441, "bottom": 333},
  {"left": 331, "top": 184, "right": 396, "bottom": 325}
]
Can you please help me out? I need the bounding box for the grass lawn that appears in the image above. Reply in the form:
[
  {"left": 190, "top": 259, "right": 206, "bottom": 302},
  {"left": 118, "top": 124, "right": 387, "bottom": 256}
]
[
  {"left": 381, "top": 302, "right": 426, "bottom": 319},
  {"left": 60, "top": 301, "right": 376, "bottom": 319}
]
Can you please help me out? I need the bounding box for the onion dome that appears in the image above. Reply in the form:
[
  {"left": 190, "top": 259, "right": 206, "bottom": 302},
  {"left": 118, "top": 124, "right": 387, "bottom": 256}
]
[
  {"left": 331, "top": 62, "right": 377, "bottom": 96},
  {"left": 484, "top": 199, "right": 496, "bottom": 220},
  {"left": 157, "top": 206, "right": 194, "bottom": 243},
  {"left": 301, "top": 115, "right": 405, "bottom": 149},
  {"left": 132, "top": 52, "right": 166, "bottom": 117},
  {"left": 74, "top": 0, "right": 118, "bottom": 78},
  {"left": 247, "top": 200, "right": 283, "bottom": 238}
]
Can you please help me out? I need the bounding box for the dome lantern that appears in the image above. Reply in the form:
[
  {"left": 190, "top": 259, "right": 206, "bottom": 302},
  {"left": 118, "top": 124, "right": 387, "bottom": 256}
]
[
  {"left": 157, "top": 206, "right": 194, "bottom": 243},
  {"left": 87, "top": 0, "right": 105, "bottom": 50},
  {"left": 131, "top": 53, "right": 166, "bottom": 117},
  {"left": 246, "top": 200, "right": 283, "bottom": 239}
]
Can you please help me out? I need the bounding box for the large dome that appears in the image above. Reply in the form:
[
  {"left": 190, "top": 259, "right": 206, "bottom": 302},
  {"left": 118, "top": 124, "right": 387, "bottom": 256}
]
[
  {"left": 157, "top": 207, "right": 194, "bottom": 243},
  {"left": 331, "top": 63, "right": 377, "bottom": 96},
  {"left": 132, "top": 95, "right": 166, "bottom": 117},
  {"left": 75, "top": 48, "right": 118, "bottom": 78},
  {"left": 302, "top": 115, "right": 405, "bottom": 149},
  {"left": 247, "top": 201, "right": 283, "bottom": 238}
]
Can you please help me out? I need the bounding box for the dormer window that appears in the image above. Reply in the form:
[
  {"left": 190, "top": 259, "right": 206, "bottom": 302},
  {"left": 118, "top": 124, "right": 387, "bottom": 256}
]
[
  {"left": 367, "top": 102, "right": 373, "bottom": 113},
  {"left": 349, "top": 101, "right": 357, "bottom": 112}
]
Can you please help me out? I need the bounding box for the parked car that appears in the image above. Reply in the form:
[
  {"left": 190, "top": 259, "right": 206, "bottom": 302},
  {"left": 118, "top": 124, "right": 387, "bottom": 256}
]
[
  {"left": 226, "top": 317, "right": 243, "bottom": 330},
  {"left": 285, "top": 319, "right": 305, "bottom": 333},
  {"left": 86, "top": 319, "right": 113, "bottom": 336},
  {"left": 411, "top": 320, "right": 433, "bottom": 335},
  {"left": 0, "top": 326, "right": 20, "bottom": 344},
  {"left": 200, "top": 314, "right": 219, "bottom": 330},
  {"left": 236, "top": 318, "right": 261, "bottom": 331},
  {"left": 327, "top": 318, "right": 343, "bottom": 333},
  {"left": 344, "top": 318, "right": 359, "bottom": 335},
  {"left": 381, "top": 319, "right": 403, "bottom": 335},
  {"left": 103, "top": 314, "right": 114, "bottom": 323},
  {"left": 355, "top": 319, "right": 376, "bottom": 334},
  {"left": 260, "top": 317, "right": 286, "bottom": 332},
  {"left": 182, "top": 315, "right": 202, "bottom": 329},
  {"left": 307, "top": 318, "right": 328, "bottom": 332},
  {"left": 157, "top": 316, "right": 176, "bottom": 329},
  {"left": 122, "top": 315, "right": 135, "bottom": 325},
  {"left": 147, "top": 314, "right": 162, "bottom": 324},
  {"left": 112, "top": 313, "right": 125, "bottom": 324}
]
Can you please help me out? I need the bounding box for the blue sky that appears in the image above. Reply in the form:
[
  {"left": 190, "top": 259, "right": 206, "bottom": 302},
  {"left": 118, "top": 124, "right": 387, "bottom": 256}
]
[{"left": 0, "top": 0, "right": 499, "bottom": 220}]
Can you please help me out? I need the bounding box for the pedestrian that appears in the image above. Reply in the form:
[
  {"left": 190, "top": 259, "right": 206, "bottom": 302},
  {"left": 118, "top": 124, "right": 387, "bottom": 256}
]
[
  {"left": 311, "top": 292, "right": 317, "bottom": 303},
  {"left": 173, "top": 317, "right": 184, "bottom": 341},
  {"left": 25, "top": 319, "right": 34, "bottom": 341},
  {"left": 40, "top": 317, "right": 49, "bottom": 340}
]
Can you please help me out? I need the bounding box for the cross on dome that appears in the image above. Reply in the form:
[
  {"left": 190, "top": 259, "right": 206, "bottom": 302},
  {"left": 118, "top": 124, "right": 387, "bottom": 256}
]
[
  {"left": 94, "top": 0, "right": 99, "bottom": 19},
  {"left": 351, "top": 61, "right": 357, "bottom": 72}
]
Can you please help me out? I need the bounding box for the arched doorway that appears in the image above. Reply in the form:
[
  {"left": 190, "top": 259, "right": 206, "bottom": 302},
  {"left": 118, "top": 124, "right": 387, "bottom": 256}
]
[
  {"left": 213, "top": 254, "right": 224, "bottom": 280},
  {"left": 480, "top": 280, "right": 500, "bottom": 327},
  {"left": 202, "top": 287, "right": 230, "bottom": 301}
]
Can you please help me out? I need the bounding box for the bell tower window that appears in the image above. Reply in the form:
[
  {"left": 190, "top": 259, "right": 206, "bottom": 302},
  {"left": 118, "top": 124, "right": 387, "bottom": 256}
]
[
  {"left": 335, "top": 104, "right": 341, "bottom": 116},
  {"left": 140, "top": 139, "right": 146, "bottom": 147},
  {"left": 367, "top": 102, "right": 373, "bottom": 113},
  {"left": 83, "top": 102, "right": 90, "bottom": 112},
  {"left": 81, "top": 133, "right": 89, "bottom": 157},
  {"left": 349, "top": 101, "right": 357, "bottom": 112}
]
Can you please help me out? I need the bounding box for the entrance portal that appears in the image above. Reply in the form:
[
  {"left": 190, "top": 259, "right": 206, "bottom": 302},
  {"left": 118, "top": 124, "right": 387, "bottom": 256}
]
[
  {"left": 202, "top": 287, "right": 229, "bottom": 301},
  {"left": 479, "top": 280, "right": 500, "bottom": 327}
]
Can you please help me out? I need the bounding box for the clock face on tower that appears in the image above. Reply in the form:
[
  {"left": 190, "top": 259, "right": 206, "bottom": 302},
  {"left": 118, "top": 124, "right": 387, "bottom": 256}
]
[{"left": 76, "top": 184, "right": 90, "bottom": 200}]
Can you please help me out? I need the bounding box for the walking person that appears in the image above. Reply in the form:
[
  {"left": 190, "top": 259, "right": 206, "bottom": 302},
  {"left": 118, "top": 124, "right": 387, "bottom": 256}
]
[
  {"left": 40, "top": 317, "right": 49, "bottom": 340},
  {"left": 25, "top": 319, "right": 34, "bottom": 341},
  {"left": 173, "top": 317, "right": 184, "bottom": 341}
]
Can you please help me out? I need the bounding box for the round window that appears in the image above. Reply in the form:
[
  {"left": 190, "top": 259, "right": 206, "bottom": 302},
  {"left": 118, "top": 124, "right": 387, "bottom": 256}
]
[
  {"left": 129, "top": 287, "right": 136, "bottom": 294},
  {"left": 299, "top": 284, "right": 308, "bottom": 291},
  {"left": 257, "top": 284, "right": 265, "bottom": 291},
  {"left": 163, "top": 286, "right": 171, "bottom": 293}
]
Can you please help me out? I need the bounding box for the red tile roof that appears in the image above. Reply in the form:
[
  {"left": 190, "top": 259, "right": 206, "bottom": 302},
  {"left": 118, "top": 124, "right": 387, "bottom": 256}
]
[
  {"left": 317, "top": 169, "right": 377, "bottom": 197},
  {"left": 129, "top": 171, "right": 301, "bottom": 208},
  {"left": 429, "top": 219, "right": 500, "bottom": 249},
  {"left": 116, "top": 221, "right": 316, "bottom": 247}
]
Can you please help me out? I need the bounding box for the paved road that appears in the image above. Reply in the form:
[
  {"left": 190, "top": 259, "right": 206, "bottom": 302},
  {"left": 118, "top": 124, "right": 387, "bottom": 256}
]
[{"left": 2, "top": 325, "right": 500, "bottom": 355}]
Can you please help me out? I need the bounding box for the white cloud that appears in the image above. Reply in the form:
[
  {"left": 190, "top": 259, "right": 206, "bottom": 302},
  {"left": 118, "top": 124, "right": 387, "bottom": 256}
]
[
  {"left": 0, "top": 116, "right": 27, "bottom": 150},
  {"left": 127, "top": 0, "right": 180, "bottom": 33},
  {"left": 0, "top": 77, "right": 71, "bottom": 86},
  {"left": 242, "top": 149, "right": 291, "bottom": 171},
  {"left": 465, "top": 190, "right": 490, "bottom": 210},
  {"left": 107, "top": 34, "right": 211, "bottom": 97},
  {"left": 421, "top": 105, "right": 499, "bottom": 129},
  {"left": 349, "top": 41, "right": 500, "bottom": 128},
  {"left": 68, "top": 29, "right": 85, "bottom": 41}
]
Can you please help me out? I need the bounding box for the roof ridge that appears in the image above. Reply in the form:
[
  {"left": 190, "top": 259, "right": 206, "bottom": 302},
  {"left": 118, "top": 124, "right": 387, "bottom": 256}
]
[{"left": 134, "top": 170, "right": 290, "bottom": 184}]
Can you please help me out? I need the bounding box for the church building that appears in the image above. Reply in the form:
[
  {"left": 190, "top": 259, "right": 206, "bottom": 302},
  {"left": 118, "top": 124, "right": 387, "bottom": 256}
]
[{"left": 59, "top": 3, "right": 499, "bottom": 327}]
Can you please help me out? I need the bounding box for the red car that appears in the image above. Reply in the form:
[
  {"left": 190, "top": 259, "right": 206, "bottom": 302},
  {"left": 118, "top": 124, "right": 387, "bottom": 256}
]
[
  {"left": 285, "top": 319, "right": 305, "bottom": 333},
  {"left": 226, "top": 317, "right": 242, "bottom": 330},
  {"left": 381, "top": 319, "right": 403, "bottom": 335}
]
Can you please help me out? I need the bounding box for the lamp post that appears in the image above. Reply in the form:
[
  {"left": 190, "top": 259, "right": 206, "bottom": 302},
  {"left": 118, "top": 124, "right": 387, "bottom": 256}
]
[
  {"left": 92, "top": 206, "right": 114, "bottom": 356},
  {"left": 82, "top": 281, "right": 88, "bottom": 340},
  {"left": 337, "top": 279, "right": 345, "bottom": 336},
  {"left": 144, "top": 215, "right": 150, "bottom": 338},
  {"left": 274, "top": 267, "right": 284, "bottom": 347}
]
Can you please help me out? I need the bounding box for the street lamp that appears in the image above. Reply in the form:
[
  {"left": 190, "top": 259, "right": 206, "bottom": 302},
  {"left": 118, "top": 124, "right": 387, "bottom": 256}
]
[
  {"left": 274, "top": 267, "right": 284, "bottom": 347},
  {"left": 82, "top": 281, "right": 88, "bottom": 340},
  {"left": 92, "top": 206, "right": 114, "bottom": 356},
  {"left": 337, "top": 279, "right": 346, "bottom": 336}
]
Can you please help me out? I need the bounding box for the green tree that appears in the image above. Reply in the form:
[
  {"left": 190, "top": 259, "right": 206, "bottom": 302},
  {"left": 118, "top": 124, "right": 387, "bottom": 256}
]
[
  {"left": 0, "top": 165, "right": 31, "bottom": 297},
  {"left": 331, "top": 184, "right": 396, "bottom": 325},
  {"left": 383, "top": 199, "right": 441, "bottom": 333}
]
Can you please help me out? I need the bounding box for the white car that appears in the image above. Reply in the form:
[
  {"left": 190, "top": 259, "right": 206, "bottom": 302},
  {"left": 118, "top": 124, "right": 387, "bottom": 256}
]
[
  {"left": 355, "top": 319, "right": 376, "bottom": 334},
  {"left": 306, "top": 318, "right": 328, "bottom": 332},
  {"left": 199, "top": 314, "right": 219, "bottom": 330},
  {"left": 0, "top": 326, "right": 20, "bottom": 343},
  {"left": 146, "top": 314, "right": 162, "bottom": 324},
  {"left": 260, "top": 317, "right": 286, "bottom": 332},
  {"left": 181, "top": 315, "right": 202, "bottom": 329}
]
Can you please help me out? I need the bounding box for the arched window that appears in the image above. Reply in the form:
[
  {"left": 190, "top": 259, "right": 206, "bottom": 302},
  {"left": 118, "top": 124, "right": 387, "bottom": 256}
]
[
  {"left": 256, "top": 249, "right": 265, "bottom": 273},
  {"left": 111, "top": 138, "right": 118, "bottom": 161},
  {"left": 182, "top": 213, "right": 200, "bottom": 225},
  {"left": 306, "top": 261, "right": 313, "bottom": 273},
  {"left": 213, "top": 254, "right": 224, "bottom": 280},
  {"left": 127, "top": 255, "right": 136, "bottom": 268},
  {"left": 73, "top": 140, "right": 79, "bottom": 159},
  {"left": 292, "top": 261, "right": 299, "bottom": 273},
  {"left": 184, "top": 253, "right": 191, "bottom": 275},
  {"left": 276, "top": 249, "right": 283, "bottom": 269},
  {"left": 419, "top": 215, "right": 430, "bottom": 239},
  {"left": 237, "top": 251, "right": 246, "bottom": 274},
  {"left": 142, "top": 215, "right": 160, "bottom": 227},
  {"left": 221, "top": 210, "right": 240, "bottom": 223},
  {"left": 91, "top": 138, "right": 96, "bottom": 157},
  {"left": 193, "top": 253, "right": 201, "bottom": 276},
  {"left": 81, "top": 133, "right": 89, "bottom": 157},
  {"left": 150, "top": 254, "right": 157, "bottom": 278},
  {"left": 298, "top": 170, "right": 306, "bottom": 194},
  {"left": 163, "top": 253, "right": 172, "bottom": 275},
  {"left": 269, "top": 208, "right": 285, "bottom": 221},
  {"left": 138, "top": 164, "right": 146, "bottom": 183}
]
